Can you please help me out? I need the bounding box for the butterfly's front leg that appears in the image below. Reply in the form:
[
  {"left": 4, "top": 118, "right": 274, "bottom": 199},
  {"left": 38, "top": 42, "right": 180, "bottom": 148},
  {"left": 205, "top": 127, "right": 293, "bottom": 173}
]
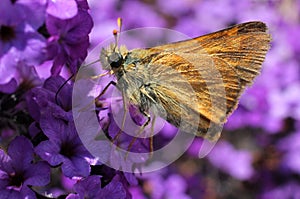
[
  {"left": 78, "top": 80, "right": 118, "bottom": 112},
  {"left": 95, "top": 81, "right": 117, "bottom": 100}
]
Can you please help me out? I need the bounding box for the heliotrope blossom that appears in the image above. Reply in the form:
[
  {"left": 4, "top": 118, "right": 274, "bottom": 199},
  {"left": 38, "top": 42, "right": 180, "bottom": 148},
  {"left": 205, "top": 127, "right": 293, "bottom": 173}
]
[
  {"left": 0, "top": 0, "right": 46, "bottom": 85},
  {"left": 35, "top": 108, "right": 93, "bottom": 178},
  {"left": 0, "top": 136, "right": 50, "bottom": 198},
  {"left": 96, "top": 109, "right": 150, "bottom": 172},
  {"left": 277, "top": 131, "right": 300, "bottom": 174},
  {"left": 0, "top": 62, "right": 41, "bottom": 148},
  {"left": 261, "top": 182, "right": 300, "bottom": 199},
  {"left": 66, "top": 175, "right": 127, "bottom": 199},
  {"left": 26, "top": 77, "right": 91, "bottom": 178},
  {"left": 46, "top": 0, "right": 78, "bottom": 20},
  {"left": 26, "top": 76, "right": 72, "bottom": 121},
  {"left": 46, "top": 9, "right": 93, "bottom": 75},
  {"left": 207, "top": 141, "right": 254, "bottom": 180}
]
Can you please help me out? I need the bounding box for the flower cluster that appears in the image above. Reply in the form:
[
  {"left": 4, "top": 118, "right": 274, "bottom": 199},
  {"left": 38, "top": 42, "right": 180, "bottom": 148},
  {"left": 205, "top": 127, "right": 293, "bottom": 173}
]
[
  {"left": 1, "top": 0, "right": 300, "bottom": 198},
  {"left": 0, "top": 0, "right": 131, "bottom": 198}
]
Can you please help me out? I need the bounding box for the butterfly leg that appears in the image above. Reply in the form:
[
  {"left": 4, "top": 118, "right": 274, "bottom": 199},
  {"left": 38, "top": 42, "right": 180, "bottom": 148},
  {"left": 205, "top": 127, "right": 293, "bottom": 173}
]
[
  {"left": 90, "top": 71, "right": 110, "bottom": 80},
  {"left": 112, "top": 89, "right": 128, "bottom": 144},
  {"left": 126, "top": 110, "right": 151, "bottom": 156},
  {"left": 95, "top": 81, "right": 117, "bottom": 100},
  {"left": 149, "top": 114, "right": 156, "bottom": 157},
  {"left": 78, "top": 81, "right": 117, "bottom": 112}
]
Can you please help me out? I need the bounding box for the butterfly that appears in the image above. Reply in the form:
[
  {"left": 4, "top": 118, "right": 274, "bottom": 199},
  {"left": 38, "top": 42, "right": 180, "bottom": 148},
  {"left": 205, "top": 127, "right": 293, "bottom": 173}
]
[{"left": 98, "top": 19, "right": 271, "bottom": 150}]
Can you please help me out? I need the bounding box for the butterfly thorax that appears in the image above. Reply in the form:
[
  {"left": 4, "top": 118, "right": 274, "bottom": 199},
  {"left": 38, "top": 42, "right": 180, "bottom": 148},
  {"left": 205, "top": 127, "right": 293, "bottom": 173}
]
[
  {"left": 101, "top": 44, "right": 159, "bottom": 112},
  {"left": 116, "top": 49, "right": 159, "bottom": 111}
]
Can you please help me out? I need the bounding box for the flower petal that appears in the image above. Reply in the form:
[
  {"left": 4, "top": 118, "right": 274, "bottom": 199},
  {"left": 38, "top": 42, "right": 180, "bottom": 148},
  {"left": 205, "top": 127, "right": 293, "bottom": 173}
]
[
  {"left": 0, "top": 189, "right": 22, "bottom": 199},
  {"left": 0, "top": 79, "right": 17, "bottom": 93},
  {"left": 0, "top": 149, "right": 13, "bottom": 174},
  {"left": 25, "top": 161, "right": 51, "bottom": 186},
  {"left": 35, "top": 141, "right": 63, "bottom": 166},
  {"left": 99, "top": 175, "right": 127, "bottom": 199},
  {"left": 7, "top": 136, "right": 34, "bottom": 171},
  {"left": 47, "top": 0, "right": 78, "bottom": 19},
  {"left": 73, "top": 175, "right": 101, "bottom": 197},
  {"left": 61, "top": 156, "right": 90, "bottom": 178}
]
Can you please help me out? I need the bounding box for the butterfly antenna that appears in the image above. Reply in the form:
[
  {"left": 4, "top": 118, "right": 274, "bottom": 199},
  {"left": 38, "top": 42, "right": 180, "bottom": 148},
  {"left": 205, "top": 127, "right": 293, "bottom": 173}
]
[
  {"left": 117, "top": 17, "right": 122, "bottom": 46},
  {"left": 113, "top": 17, "right": 122, "bottom": 52},
  {"left": 55, "top": 74, "right": 74, "bottom": 105}
]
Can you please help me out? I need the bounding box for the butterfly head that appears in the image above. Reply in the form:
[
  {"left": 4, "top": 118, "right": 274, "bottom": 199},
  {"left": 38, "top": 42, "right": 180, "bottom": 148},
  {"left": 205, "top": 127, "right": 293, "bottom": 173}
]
[
  {"left": 107, "top": 51, "right": 123, "bottom": 68},
  {"left": 100, "top": 18, "right": 128, "bottom": 73},
  {"left": 100, "top": 43, "right": 128, "bottom": 71}
]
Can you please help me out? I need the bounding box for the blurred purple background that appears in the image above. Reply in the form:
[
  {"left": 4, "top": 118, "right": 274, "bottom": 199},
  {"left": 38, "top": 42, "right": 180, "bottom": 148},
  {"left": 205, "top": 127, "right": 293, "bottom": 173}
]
[{"left": 1, "top": 0, "right": 300, "bottom": 198}]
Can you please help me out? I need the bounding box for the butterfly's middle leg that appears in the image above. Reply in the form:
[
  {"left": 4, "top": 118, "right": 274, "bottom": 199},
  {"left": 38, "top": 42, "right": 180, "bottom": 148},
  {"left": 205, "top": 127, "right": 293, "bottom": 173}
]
[
  {"left": 112, "top": 89, "right": 128, "bottom": 144},
  {"left": 126, "top": 110, "right": 151, "bottom": 154},
  {"left": 149, "top": 115, "right": 156, "bottom": 157}
]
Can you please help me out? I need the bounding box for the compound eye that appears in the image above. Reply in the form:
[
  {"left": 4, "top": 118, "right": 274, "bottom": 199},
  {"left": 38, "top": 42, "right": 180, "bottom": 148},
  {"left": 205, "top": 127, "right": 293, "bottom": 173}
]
[{"left": 108, "top": 52, "right": 123, "bottom": 68}]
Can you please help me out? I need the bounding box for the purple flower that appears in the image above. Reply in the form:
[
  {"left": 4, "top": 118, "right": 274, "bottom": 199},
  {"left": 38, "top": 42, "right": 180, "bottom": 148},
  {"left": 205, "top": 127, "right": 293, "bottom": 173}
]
[
  {"left": 0, "top": 63, "right": 41, "bottom": 147},
  {"left": 35, "top": 113, "right": 93, "bottom": 178},
  {"left": 46, "top": 0, "right": 78, "bottom": 20},
  {"left": 164, "top": 174, "right": 190, "bottom": 199},
  {"left": 225, "top": 81, "right": 283, "bottom": 133},
  {"left": 26, "top": 76, "right": 72, "bottom": 123},
  {"left": 89, "top": 164, "right": 138, "bottom": 192},
  {"left": 269, "top": 82, "right": 300, "bottom": 121},
  {"left": 277, "top": 131, "right": 300, "bottom": 174},
  {"left": 27, "top": 76, "right": 105, "bottom": 178},
  {"left": 0, "top": 136, "right": 50, "bottom": 198},
  {"left": 66, "top": 175, "right": 127, "bottom": 199},
  {"left": 194, "top": 0, "right": 236, "bottom": 32},
  {"left": 28, "top": 76, "right": 92, "bottom": 178},
  {"left": 0, "top": 0, "right": 45, "bottom": 55},
  {"left": 261, "top": 181, "right": 300, "bottom": 199},
  {"left": 76, "top": 0, "right": 90, "bottom": 10},
  {"left": 118, "top": 1, "right": 166, "bottom": 28},
  {"left": 187, "top": 138, "right": 203, "bottom": 157},
  {"left": 208, "top": 141, "right": 254, "bottom": 180},
  {"left": 129, "top": 186, "right": 146, "bottom": 199},
  {"left": 285, "top": 25, "right": 300, "bottom": 54},
  {"left": 103, "top": 111, "right": 150, "bottom": 171},
  {"left": 0, "top": 61, "right": 42, "bottom": 92},
  {"left": 0, "top": 0, "right": 47, "bottom": 84},
  {"left": 10, "top": 0, "right": 46, "bottom": 30},
  {"left": 46, "top": 9, "right": 93, "bottom": 75},
  {"left": 157, "top": 0, "right": 194, "bottom": 16},
  {"left": 137, "top": 171, "right": 191, "bottom": 199}
]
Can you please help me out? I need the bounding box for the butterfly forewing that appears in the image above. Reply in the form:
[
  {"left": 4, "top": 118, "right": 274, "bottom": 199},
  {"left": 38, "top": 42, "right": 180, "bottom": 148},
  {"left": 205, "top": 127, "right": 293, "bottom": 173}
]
[{"left": 130, "top": 21, "right": 271, "bottom": 140}]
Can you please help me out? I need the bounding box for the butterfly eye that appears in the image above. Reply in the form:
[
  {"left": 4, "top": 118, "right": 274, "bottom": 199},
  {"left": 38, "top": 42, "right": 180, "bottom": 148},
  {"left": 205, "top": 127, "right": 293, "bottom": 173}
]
[{"left": 108, "top": 52, "right": 123, "bottom": 68}]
